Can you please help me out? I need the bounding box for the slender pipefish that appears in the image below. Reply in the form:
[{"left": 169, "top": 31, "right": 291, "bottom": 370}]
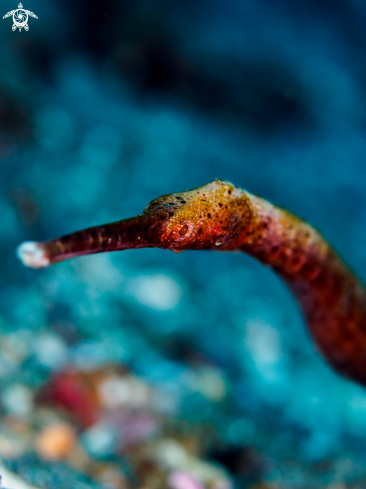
[{"left": 16, "top": 180, "right": 366, "bottom": 387}]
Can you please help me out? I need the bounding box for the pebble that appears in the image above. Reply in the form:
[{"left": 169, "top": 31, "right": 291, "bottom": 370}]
[
  {"left": 168, "top": 471, "right": 204, "bottom": 489},
  {"left": 35, "top": 423, "right": 77, "bottom": 460},
  {"left": 98, "top": 374, "right": 152, "bottom": 410},
  {"left": 1, "top": 385, "right": 34, "bottom": 418},
  {"left": 93, "top": 465, "right": 129, "bottom": 489},
  {"left": 0, "top": 434, "right": 25, "bottom": 459},
  {"left": 154, "top": 439, "right": 232, "bottom": 489},
  {"left": 0, "top": 334, "right": 29, "bottom": 365},
  {"left": 81, "top": 422, "right": 118, "bottom": 458},
  {"left": 33, "top": 334, "right": 68, "bottom": 370},
  {"left": 0, "top": 466, "right": 42, "bottom": 489},
  {"left": 187, "top": 367, "right": 227, "bottom": 402},
  {"left": 128, "top": 274, "right": 183, "bottom": 311}
]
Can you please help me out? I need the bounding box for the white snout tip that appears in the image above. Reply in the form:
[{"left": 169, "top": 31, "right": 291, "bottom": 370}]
[{"left": 16, "top": 241, "right": 50, "bottom": 269}]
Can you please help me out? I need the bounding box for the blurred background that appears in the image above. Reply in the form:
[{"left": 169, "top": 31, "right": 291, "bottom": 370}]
[{"left": 1, "top": 0, "right": 366, "bottom": 487}]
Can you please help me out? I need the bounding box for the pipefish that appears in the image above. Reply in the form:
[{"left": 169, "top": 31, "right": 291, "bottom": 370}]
[{"left": 17, "top": 180, "right": 366, "bottom": 387}]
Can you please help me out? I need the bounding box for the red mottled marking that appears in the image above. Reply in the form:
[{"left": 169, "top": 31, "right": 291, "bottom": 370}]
[
  {"left": 38, "top": 370, "right": 101, "bottom": 427},
  {"left": 20, "top": 180, "right": 366, "bottom": 387}
]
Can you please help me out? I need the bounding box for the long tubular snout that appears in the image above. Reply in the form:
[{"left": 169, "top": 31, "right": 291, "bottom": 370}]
[{"left": 16, "top": 216, "right": 153, "bottom": 268}]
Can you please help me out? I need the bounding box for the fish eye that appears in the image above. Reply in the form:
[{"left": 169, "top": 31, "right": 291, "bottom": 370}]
[
  {"left": 173, "top": 221, "right": 194, "bottom": 241},
  {"left": 179, "top": 224, "right": 189, "bottom": 236}
]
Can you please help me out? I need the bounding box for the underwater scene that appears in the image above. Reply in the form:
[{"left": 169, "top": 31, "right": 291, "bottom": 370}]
[{"left": 2, "top": 0, "right": 366, "bottom": 487}]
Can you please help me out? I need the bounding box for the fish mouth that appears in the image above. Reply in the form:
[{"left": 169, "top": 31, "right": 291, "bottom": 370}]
[{"left": 17, "top": 241, "right": 50, "bottom": 269}]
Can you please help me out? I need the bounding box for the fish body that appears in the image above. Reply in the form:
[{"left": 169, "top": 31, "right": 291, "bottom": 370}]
[{"left": 17, "top": 180, "right": 366, "bottom": 386}]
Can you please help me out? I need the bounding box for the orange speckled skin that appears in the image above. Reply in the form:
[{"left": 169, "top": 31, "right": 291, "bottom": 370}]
[{"left": 38, "top": 180, "right": 366, "bottom": 386}]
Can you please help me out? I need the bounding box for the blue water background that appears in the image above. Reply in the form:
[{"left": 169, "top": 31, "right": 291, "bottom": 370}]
[{"left": 1, "top": 0, "right": 366, "bottom": 486}]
